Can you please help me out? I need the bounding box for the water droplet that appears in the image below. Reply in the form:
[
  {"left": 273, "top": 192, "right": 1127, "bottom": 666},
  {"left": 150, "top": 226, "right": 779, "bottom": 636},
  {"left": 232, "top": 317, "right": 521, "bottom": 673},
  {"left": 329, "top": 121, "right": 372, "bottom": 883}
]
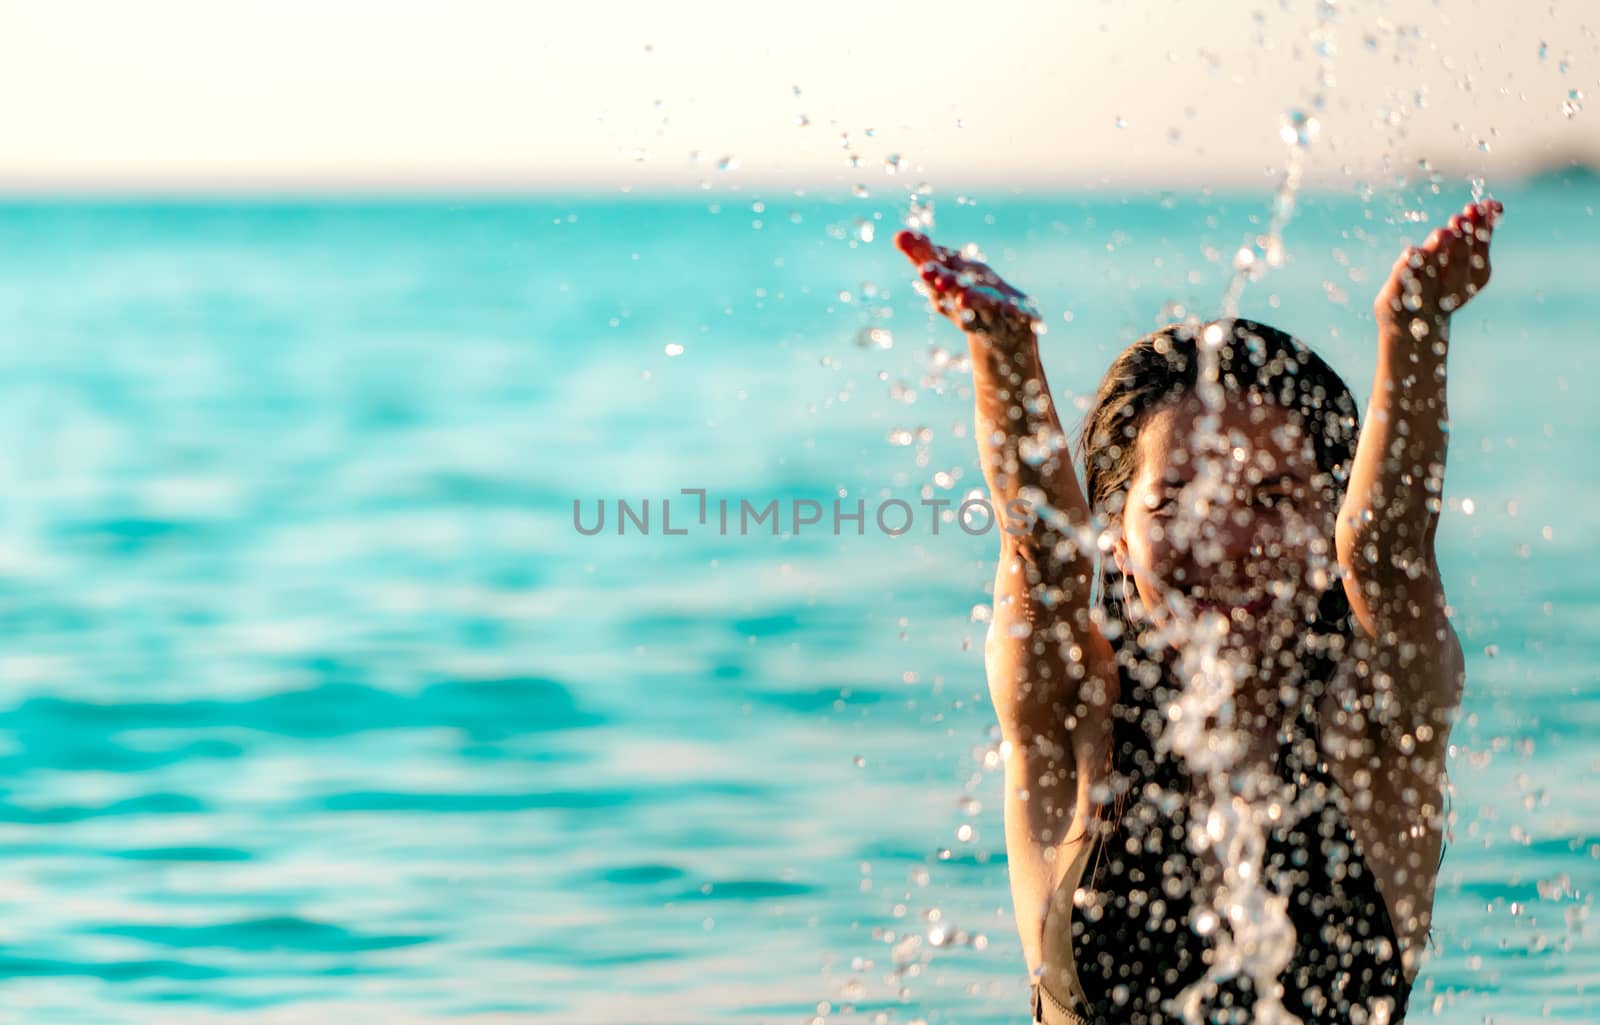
[
  {"left": 1018, "top": 434, "right": 1051, "bottom": 466},
  {"left": 1538, "top": 41, "right": 1548, "bottom": 61},
  {"left": 955, "top": 823, "right": 974, "bottom": 843},
  {"left": 853, "top": 755, "right": 867, "bottom": 768},
  {"left": 1114, "top": 115, "right": 1128, "bottom": 129},
  {"left": 795, "top": 113, "right": 811, "bottom": 127},
  {"left": 906, "top": 181, "right": 936, "bottom": 231},
  {"left": 1484, "top": 644, "right": 1499, "bottom": 658},
  {"left": 717, "top": 156, "right": 738, "bottom": 172},
  {"left": 884, "top": 153, "right": 903, "bottom": 175},
  {"left": 857, "top": 327, "right": 894, "bottom": 350},
  {"left": 1563, "top": 89, "right": 1584, "bottom": 119},
  {"left": 664, "top": 343, "right": 685, "bottom": 357},
  {"left": 1280, "top": 108, "right": 1320, "bottom": 148},
  {"left": 855, "top": 219, "right": 875, "bottom": 243},
  {"left": 852, "top": 183, "right": 869, "bottom": 199},
  {"left": 1461, "top": 498, "right": 1476, "bottom": 515}
]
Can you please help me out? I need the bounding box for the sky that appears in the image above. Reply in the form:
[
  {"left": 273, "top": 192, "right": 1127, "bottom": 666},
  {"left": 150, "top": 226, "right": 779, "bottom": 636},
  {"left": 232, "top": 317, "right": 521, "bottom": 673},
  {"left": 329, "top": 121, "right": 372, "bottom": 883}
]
[{"left": 0, "top": 0, "right": 1595, "bottom": 193}]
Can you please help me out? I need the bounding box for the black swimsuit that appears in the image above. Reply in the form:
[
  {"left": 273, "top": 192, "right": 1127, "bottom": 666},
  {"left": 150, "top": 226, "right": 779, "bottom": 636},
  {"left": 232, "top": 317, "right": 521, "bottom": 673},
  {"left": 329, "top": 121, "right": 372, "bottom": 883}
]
[{"left": 1033, "top": 673, "right": 1413, "bottom": 1024}]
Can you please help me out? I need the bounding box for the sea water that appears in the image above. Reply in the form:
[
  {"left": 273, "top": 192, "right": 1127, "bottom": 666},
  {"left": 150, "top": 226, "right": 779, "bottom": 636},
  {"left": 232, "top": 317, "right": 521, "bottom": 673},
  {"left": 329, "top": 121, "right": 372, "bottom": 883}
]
[{"left": 0, "top": 178, "right": 1593, "bottom": 1023}]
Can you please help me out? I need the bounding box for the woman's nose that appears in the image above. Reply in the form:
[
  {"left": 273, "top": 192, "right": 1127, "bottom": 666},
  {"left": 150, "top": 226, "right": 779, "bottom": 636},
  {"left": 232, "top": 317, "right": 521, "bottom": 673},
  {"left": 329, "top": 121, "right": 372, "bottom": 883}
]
[{"left": 1202, "top": 505, "right": 1263, "bottom": 567}]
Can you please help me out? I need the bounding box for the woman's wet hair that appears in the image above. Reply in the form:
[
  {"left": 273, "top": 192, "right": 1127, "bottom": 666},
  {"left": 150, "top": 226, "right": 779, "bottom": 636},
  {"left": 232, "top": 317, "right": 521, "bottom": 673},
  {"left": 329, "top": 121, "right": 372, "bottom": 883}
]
[
  {"left": 1079, "top": 318, "right": 1360, "bottom": 521},
  {"left": 1075, "top": 318, "right": 1363, "bottom": 764}
]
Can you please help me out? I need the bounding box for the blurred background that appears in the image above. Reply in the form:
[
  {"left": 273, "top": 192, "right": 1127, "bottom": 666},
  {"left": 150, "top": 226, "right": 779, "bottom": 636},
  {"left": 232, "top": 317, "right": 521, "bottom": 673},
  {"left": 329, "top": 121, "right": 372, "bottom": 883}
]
[{"left": 0, "top": 2, "right": 1595, "bottom": 1023}]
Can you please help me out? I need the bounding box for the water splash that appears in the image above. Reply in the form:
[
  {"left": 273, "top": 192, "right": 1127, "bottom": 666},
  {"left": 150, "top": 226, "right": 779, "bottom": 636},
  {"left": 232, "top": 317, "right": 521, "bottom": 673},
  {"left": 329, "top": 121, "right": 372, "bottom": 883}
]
[
  {"left": 1178, "top": 6, "right": 1347, "bottom": 1021},
  {"left": 906, "top": 181, "right": 936, "bottom": 232},
  {"left": 1219, "top": 107, "right": 1311, "bottom": 318},
  {"left": 1165, "top": 609, "right": 1301, "bottom": 1025}
]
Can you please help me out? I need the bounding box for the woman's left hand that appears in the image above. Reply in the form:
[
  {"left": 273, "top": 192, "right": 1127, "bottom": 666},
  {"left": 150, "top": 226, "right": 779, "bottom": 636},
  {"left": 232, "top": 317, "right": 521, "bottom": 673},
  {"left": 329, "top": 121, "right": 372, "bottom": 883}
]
[{"left": 1374, "top": 199, "right": 1501, "bottom": 332}]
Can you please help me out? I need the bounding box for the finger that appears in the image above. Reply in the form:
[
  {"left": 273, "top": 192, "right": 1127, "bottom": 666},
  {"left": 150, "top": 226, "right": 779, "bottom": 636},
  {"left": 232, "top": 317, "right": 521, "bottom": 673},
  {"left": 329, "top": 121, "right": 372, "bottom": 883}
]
[
  {"left": 917, "top": 243, "right": 1006, "bottom": 289},
  {"left": 1478, "top": 200, "right": 1500, "bottom": 241},
  {"left": 906, "top": 233, "right": 974, "bottom": 282},
  {"left": 1421, "top": 229, "right": 1446, "bottom": 261},
  {"left": 920, "top": 264, "right": 959, "bottom": 293},
  {"left": 895, "top": 230, "right": 937, "bottom": 265},
  {"left": 965, "top": 260, "right": 1024, "bottom": 297},
  {"left": 962, "top": 284, "right": 1015, "bottom": 315},
  {"left": 898, "top": 232, "right": 1004, "bottom": 292},
  {"left": 933, "top": 246, "right": 987, "bottom": 281},
  {"left": 957, "top": 289, "right": 1031, "bottom": 334},
  {"left": 1445, "top": 217, "right": 1468, "bottom": 264}
]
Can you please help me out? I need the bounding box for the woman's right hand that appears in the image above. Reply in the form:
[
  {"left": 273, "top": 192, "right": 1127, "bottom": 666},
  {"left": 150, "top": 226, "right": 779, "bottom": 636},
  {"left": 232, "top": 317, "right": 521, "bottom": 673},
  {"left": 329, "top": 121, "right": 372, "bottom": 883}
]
[{"left": 893, "top": 231, "right": 1041, "bottom": 347}]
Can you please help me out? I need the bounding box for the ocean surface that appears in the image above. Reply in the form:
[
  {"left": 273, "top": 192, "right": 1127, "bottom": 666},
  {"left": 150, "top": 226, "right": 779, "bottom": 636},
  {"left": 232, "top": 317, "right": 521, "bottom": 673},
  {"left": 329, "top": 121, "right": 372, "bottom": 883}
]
[{"left": 0, "top": 177, "right": 1594, "bottom": 1024}]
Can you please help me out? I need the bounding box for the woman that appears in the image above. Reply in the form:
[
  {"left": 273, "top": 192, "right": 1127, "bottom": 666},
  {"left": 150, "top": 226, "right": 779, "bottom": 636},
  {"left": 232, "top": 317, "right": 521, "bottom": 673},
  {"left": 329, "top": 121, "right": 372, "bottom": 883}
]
[{"left": 894, "top": 198, "right": 1499, "bottom": 1024}]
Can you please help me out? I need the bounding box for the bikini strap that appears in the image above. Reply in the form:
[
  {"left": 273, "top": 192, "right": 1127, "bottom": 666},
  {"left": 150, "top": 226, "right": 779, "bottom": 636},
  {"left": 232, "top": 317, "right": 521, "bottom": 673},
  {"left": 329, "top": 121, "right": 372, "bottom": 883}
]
[{"left": 1031, "top": 981, "right": 1093, "bottom": 1025}]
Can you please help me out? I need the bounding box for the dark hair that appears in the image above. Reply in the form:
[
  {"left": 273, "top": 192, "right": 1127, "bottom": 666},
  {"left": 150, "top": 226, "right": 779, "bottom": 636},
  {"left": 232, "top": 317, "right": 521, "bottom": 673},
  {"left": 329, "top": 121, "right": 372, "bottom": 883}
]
[{"left": 1075, "top": 318, "right": 1362, "bottom": 782}]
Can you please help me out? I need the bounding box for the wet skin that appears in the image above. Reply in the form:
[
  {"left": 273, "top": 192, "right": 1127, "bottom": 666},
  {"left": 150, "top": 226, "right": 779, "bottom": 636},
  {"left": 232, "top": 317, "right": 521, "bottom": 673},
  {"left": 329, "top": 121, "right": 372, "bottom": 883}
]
[{"left": 894, "top": 199, "right": 1502, "bottom": 979}]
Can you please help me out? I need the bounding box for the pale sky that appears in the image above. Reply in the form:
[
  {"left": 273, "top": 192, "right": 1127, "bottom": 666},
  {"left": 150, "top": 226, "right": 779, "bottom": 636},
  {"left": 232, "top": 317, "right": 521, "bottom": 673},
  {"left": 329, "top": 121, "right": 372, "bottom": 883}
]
[{"left": 0, "top": 0, "right": 1595, "bottom": 192}]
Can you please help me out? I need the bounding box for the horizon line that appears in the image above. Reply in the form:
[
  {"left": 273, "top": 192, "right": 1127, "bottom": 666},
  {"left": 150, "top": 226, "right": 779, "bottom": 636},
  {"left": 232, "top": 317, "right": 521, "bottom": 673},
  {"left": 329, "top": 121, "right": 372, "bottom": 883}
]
[{"left": 0, "top": 163, "right": 1593, "bottom": 202}]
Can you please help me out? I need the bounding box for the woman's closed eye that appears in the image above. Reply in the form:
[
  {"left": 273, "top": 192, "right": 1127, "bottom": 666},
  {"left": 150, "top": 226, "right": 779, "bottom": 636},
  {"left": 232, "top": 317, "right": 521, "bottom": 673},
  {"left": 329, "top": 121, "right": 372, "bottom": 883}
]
[{"left": 1250, "top": 476, "right": 1302, "bottom": 510}]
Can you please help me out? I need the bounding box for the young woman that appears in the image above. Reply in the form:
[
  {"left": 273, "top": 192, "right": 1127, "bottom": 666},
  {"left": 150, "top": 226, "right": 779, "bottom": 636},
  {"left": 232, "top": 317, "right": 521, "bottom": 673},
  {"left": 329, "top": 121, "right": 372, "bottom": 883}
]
[{"left": 894, "top": 198, "right": 1499, "bottom": 1024}]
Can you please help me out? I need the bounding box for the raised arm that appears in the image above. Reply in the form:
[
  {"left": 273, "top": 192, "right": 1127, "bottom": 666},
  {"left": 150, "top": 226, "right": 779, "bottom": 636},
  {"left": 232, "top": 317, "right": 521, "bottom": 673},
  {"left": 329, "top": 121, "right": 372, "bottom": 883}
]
[
  {"left": 1336, "top": 199, "right": 1498, "bottom": 727},
  {"left": 895, "top": 231, "right": 1114, "bottom": 974},
  {"left": 1331, "top": 199, "right": 1498, "bottom": 966}
]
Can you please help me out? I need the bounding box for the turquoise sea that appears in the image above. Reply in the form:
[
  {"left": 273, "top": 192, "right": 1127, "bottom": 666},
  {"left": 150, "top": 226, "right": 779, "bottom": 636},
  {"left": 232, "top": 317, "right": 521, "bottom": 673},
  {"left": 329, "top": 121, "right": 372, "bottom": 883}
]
[{"left": 0, "top": 177, "right": 1594, "bottom": 1024}]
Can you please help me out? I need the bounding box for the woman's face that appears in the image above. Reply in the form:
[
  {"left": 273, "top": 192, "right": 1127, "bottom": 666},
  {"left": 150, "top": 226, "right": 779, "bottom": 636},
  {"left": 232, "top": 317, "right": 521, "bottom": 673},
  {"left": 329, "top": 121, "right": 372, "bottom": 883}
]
[{"left": 1113, "top": 393, "right": 1337, "bottom": 653}]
